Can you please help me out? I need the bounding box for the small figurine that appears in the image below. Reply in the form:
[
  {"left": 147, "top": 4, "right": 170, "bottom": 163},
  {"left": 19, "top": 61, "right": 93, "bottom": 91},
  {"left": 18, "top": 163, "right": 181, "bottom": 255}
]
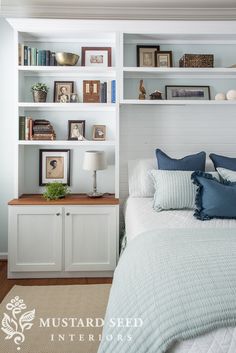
[
  {"left": 139, "top": 80, "right": 146, "bottom": 100},
  {"left": 149, "top": 90, "right": 163, "bottom": 100}
]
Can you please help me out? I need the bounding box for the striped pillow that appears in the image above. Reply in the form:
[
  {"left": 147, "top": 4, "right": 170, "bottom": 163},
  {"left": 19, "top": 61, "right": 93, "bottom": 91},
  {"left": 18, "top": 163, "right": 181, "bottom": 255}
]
[{"left": 149, "top": 170, "right": 219, "bottom": 212}]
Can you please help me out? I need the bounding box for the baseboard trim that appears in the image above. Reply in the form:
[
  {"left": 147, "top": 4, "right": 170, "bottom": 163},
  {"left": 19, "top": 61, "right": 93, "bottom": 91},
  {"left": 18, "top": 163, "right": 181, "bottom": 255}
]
[{"left": 0, "top": 253, "right": 8, "bottom": 260}]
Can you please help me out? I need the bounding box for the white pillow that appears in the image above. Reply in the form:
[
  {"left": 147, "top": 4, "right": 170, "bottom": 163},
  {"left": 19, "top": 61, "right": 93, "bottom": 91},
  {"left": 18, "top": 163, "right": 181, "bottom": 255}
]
[
  {"left": 149, "top": 170, "right": 219, "bottom": 212},
  {"left": 128, "top": 158, "right": 156, "bottom": 197},
  {"left": 217, "top": 167, "right": 236, "bottom": 182}
]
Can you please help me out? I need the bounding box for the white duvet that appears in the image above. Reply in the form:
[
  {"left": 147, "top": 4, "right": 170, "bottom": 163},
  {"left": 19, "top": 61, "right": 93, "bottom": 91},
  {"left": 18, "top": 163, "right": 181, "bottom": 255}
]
[{"left": 124, "top": 197, "right": 236, "bottom": 353}]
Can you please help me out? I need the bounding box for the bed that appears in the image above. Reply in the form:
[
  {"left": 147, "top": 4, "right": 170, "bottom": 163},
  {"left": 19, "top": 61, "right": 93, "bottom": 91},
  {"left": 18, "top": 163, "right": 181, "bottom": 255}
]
[{"left": 98, "top": 157, "right": 236, "bottom": 353}]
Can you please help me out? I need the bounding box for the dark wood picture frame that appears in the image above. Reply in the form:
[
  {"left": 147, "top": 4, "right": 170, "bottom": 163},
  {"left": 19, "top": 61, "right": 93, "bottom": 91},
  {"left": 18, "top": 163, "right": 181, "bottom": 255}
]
[
  {"left": 165, "top": 85, "right": 211, "bottom": 100},
  {"left": 136, "top": 45, "right": 160, "bottom": 67},
  {"left": 68, "top": 120, "right": 86, "bottom": 140},
  {"left": 81, "top": 47, "right": 112, "bottom": 67},
  {"left": 39, "top": 149, "right": 71, "bottom": 186},
  {"left": 53, "top": 81, "right": 74, "bottom": 103},
  {"left": 156, "top": 51, "right": 173, "bottom": 67}
]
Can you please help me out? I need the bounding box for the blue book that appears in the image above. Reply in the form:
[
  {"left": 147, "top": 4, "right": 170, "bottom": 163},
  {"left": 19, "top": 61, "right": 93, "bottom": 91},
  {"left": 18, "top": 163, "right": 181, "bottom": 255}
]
[
  {"left": 111, "top": 80, "right": 116, "bottom": 103},
  {"left": 42, "top": 50, "right": 46, "bottom": 66},
  {"left": 24, "top": 46, "right": 28, "bottom": 65},
  {"left": 38, "top": 50, "right": 43, "bottom": 66},
  {"left": 46, "top": 50, "right": 50, "bottom": 66}
]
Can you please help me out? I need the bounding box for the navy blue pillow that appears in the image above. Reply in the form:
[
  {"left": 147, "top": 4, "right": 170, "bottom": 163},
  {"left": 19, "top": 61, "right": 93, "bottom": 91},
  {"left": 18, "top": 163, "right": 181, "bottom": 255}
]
[
  {"left": 156, "top": 149, "right": 206, "bottom": 171},
  {"left": 191, "top": 171, "right": 236, "bottom": 220},
  {"left": 210, "top": 153, "right": 236, "bottom": 171}
]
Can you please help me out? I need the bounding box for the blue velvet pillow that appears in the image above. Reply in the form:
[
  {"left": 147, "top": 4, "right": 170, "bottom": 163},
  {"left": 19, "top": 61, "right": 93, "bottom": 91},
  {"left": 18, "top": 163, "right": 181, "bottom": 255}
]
[
  {"left": 191, "top": 171, "right": 236, "bottom": 220},
  {"left": 209, "top": 153, "right": 236, "bottom": 171},
  {"left": 156, "top": 149, "right": 206, "bottom": 171}
]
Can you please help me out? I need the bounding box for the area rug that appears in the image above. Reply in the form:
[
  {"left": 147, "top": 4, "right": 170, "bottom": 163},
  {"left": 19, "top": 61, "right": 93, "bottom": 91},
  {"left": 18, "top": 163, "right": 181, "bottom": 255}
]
[{"left": 0, "top": 284, "right": 111, "bottom": 353}]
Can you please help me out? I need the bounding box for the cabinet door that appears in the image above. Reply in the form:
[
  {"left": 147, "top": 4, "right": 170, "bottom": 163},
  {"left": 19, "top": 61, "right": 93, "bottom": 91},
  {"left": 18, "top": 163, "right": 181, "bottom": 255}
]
[
  {"left": 65, "top": 206, "right": 117, "bottom": 271},
  {"left": 9, "top": 206, "right": 63, "bottom": 272}
]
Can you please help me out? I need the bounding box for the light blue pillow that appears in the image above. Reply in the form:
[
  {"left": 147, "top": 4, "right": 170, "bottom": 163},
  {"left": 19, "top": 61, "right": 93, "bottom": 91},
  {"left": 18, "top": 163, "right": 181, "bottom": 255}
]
[
  {"left": 156, "top": 149, "right": 206, "bottom": 171},
  {"left": 191, "top": 171, "right": 236, "bottom": 220},
  {"left": 217, "top": 167, "right": 236, "bottom": 182},
  {"left": 210, "top": 153, "right": 236, "bottom": 171}
]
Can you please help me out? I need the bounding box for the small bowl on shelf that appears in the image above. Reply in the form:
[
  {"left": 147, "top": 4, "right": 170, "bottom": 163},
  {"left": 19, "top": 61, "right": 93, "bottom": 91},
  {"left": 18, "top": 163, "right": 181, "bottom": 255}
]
[{"left": 55, "top": 52, "right": 79, "bottom": 66}]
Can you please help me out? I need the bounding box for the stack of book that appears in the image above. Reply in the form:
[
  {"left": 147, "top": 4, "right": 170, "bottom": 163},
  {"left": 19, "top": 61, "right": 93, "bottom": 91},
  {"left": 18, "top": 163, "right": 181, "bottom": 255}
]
[
  {"left": 18, "top": 44, "right": 57, "bottom": 66},
  {"left": 19, "top": 117, "right": 56, "bottom": 141},
  {"left": 100, "top": 80, "right": 116, "bottom": 103}
]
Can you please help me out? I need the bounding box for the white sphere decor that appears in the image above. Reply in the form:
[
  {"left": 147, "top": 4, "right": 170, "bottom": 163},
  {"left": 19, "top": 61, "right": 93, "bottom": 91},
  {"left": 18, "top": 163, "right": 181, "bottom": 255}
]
[
  {"left": 226, "top": 90, "right": 236, "bottom": 100},
  {"left": 215, "top": 93, "right": 226, "bottom": 101}
]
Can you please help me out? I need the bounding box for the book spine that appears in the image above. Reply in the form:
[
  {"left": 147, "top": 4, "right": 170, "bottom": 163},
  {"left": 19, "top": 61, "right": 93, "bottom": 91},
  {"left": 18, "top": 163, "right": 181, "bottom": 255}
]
[
  {"left": 104, "top": 82, "right": 107, "bottom": 103},
  {"left": 19, "top": 116, "right": 25, "bottom": 140},
  {"left": 36, "top": 49, "right": 39, "bottom": 66},
  {"left": 111, "top": 80, "right": 116, "bottom": 103},
  {"left": 27, "top": 47, "right": 31, "bottom": 66},
  {"left": 31, "top": 48, "right": 36, "bottom": 66},
  {"left": 29, "top": 118, "right": 33, "bottom": 140},
  {"left": 50, "top": 52, "right": 56, "bottom": 66},
  {"left": 107, "top": 80, "right": 112, "bottom": 103},
  {"left": 18, "top": 44, "right": 22, "bottom": 65},
  {"left": 38, "top": 50, "right": 43, "bottom": 66},
  {"left": 46, "top": 50, "right": 50, "bottom": 66},
  {"left": 25, "top": 117, "right": 29, "bottom": 140},
  {"left": 24, "top": 46, "right": 28, "bottom": 65},
  {"left": 42, "top": 50, "right": 46, "bottom": 66},
  {"left": 100, "top": 83, "right": 104, "bottom": 103}
]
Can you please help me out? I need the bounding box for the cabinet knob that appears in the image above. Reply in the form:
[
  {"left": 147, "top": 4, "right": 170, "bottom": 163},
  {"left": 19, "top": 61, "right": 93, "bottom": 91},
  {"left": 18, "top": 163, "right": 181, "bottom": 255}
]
[
  {"left": 66, "top": 212, "right": 70, "bottom": 216},
  {"left": 56, "top": 213, "right": 60, "bottom": 216}
]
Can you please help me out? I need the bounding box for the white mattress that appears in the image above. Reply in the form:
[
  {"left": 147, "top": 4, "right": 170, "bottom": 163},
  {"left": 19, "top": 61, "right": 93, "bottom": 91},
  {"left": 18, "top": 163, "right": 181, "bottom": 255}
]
[{"left": 124, "top": 197, "right": 236, "bottom": 353}]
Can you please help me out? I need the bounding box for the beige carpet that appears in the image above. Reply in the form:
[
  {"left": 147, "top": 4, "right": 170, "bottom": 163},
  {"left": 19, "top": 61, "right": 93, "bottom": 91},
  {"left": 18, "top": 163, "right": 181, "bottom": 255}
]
[{"left": 0, "top": 284, "right": 111, "bottom": 353}]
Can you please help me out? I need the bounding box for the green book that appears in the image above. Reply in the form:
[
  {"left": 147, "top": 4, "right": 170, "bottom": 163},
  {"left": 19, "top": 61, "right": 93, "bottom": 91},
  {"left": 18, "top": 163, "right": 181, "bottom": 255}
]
[{"left": 19, "top": 116, "right": 25, "bottom": 140}]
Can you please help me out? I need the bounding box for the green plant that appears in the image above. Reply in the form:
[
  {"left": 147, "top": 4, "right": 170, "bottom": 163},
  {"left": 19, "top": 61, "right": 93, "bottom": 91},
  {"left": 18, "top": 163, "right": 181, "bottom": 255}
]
[
  {"left": 43, "top": 182, "right": 70, "bottom": 201},
  {"left": 31, "top": 83, "right": 49, "bottom": 93}
]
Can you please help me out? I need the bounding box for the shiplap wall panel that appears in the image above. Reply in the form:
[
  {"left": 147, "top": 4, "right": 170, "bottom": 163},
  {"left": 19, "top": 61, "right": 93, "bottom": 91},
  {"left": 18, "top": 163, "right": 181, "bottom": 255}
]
[{"left": 120, "top": 104, "right": 236, "bottom": 204}]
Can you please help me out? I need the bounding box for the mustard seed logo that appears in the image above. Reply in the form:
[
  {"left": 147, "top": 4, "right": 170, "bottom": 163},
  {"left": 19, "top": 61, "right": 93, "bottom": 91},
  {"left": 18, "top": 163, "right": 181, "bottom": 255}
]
[{"left": 1, "top": 296, "right": 35, "bottom": 351}]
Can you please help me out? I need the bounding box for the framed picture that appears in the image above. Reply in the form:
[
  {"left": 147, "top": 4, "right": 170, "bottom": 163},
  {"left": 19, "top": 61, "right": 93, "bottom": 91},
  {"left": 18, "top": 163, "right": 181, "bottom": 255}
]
[
  {"left": 83, "top": 80, "right": 100, "bottom": 103},
  {"left": 92, "top": 125, "right": 106, "bottom": 141},
  {"left": 39, "top": 149, "right": 71, "bottom": 186},
  {"left": 137, "top": 45, "right": 160, "bottom": 67},
  {"left": 54, "top": 81, "right": 74, "bottom": 103},
  {"left": 156, "top": 51, "right": 173, "bottom": 67},
  {"left": 81, "top": 47, "right": 112, "bottom": 67},
  {"left": 70, "top": 93, "right": 78, "bottom": 103},
  {"left": 68, "top": 120, "right": 85, "bottom": 140},
  {"left": 165, "top": 85, "right": 211, "bottom": 100}
]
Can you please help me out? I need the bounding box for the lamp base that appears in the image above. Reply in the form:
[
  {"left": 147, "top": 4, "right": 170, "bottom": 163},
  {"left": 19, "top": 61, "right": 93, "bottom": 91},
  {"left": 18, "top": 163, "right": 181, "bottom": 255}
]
[{"left": 87, "top": 192, "right": 104, "bottom": 198}]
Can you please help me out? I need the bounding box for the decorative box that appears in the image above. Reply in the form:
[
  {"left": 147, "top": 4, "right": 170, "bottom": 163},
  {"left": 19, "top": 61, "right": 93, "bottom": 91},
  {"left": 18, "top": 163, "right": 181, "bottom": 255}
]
[{"left": 179, "top": 54, "right": 214, "bottom": 68}]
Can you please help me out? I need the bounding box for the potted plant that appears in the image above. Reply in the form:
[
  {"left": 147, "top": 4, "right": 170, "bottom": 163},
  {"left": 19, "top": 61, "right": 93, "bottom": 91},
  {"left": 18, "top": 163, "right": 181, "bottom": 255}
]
[
  {"left": 43, "top": 182, "right": 70, "bottom": 201},
  {"left": 31, "top": 83, "right": 49, "bottom": 103}
]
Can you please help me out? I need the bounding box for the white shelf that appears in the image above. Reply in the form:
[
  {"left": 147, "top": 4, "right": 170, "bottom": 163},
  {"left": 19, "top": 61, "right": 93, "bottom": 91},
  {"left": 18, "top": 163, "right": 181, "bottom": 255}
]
[
  {"left": 121, "top": 99, "right": 236, "bottom": 105},
  {"left": 18, "top": 140, "right": 116, "bottom": 146},
  {"left": 123, "top": 67, "right": 236, "bottom": 78},
  {"left": 18, "top": 103, "right": 116, "bottom": 111},
  {"left": 18, "top": 66, "right": 117, "bottom": 78}
]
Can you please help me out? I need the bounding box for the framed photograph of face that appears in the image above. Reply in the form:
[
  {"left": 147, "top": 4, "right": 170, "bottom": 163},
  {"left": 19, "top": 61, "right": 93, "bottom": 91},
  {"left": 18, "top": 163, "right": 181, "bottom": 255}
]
[
  {"left": 68, "top": 120, "right": 85, "bottom": 140},
  {"left": 137, "top": 45, "right": 160, "bottom": 67},
  {"left": 165, "top": 85, "right": 211, "bottom": 100},
  {"left": 81, "top": 47, "right": 112, "bottom": 67},
  {"left": 92, "top": 125, "right": 106, "bottom": 141},
  {"left": 156, "top": 51, "right": 173, "bottom": 67},
  {"left": 39, "top": 149, "right": 71, "bottom": 186},
  {"left": 54, "top": 81, "right": 74, "bottom": 103}
]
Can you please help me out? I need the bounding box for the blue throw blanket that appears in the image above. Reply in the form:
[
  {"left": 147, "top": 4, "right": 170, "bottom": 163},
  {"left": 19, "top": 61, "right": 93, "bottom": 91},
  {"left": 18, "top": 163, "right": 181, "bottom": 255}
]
[{"left": 98, "top": 229, "right": 236, "bottom": 353}]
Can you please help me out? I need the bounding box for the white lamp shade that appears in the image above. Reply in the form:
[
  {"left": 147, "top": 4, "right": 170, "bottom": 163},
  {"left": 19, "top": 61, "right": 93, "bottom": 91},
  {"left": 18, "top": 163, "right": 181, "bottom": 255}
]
[{"left": 83, "top": 151, "right": 107, "bottom": 171}]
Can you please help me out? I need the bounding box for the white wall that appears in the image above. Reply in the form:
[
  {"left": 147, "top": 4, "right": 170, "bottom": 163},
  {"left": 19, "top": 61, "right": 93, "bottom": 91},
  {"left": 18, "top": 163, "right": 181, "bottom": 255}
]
[{"left": 0, "top": 18, "right": 14, "bottom": 256}]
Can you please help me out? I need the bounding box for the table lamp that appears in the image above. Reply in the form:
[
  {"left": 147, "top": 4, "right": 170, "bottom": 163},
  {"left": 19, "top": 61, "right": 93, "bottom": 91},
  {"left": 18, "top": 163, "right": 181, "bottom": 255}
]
[{"left": 83, "top": 151, "right": 107, "bottom": 198}]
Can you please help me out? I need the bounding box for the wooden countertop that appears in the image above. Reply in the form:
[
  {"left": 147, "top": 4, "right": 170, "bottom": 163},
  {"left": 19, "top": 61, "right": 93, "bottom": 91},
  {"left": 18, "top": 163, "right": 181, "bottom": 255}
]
[{"left": 8, "top": 194, "right": 119, "bottom": 206}]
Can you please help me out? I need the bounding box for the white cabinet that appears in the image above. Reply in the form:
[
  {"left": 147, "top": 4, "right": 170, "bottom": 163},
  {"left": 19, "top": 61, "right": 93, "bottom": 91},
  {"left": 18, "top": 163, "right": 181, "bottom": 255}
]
[
  {"left": 8, "top": 206, "right": 63, "bottom": 272},
  {"left": 65, "top": 206, "right": 117, "bottom": 271},
  {"left": 8, "top": 203, "right": 118, "bottom": 278}
]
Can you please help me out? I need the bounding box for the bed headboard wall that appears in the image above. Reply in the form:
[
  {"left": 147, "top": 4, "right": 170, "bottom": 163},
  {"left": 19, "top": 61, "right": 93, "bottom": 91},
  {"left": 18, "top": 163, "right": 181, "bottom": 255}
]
[{"left": 120, "top": 104, "right": 236, "bottom": 203}]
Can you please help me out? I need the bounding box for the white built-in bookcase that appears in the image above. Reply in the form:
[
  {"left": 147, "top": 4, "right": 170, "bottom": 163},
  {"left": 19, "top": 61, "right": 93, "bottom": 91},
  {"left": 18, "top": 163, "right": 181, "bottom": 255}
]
[{"left": 7, "top": 19, "right": 236, "bottom": 203}]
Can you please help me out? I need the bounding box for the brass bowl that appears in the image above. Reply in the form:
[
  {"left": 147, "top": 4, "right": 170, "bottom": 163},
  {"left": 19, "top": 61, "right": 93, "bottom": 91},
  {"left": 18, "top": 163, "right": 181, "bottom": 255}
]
[{"left": 55, "top": 52, "right": 79, "bottom": 66}]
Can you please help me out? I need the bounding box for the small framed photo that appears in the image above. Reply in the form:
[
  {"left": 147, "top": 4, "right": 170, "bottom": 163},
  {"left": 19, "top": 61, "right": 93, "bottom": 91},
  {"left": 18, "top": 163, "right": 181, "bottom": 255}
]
[
  {"left": 92, "top": 125, "right": 106, "bottom": 141},
  {"left": 70, "top": 93, "right": 78, "bottom": 103},
  {"left": 156, "top": 51, "right": 173, "bottom": 67},
  {"left": 137, "top": 45, "right": 160, "bottom": 67},
  {"left": 68, "top": 120, "right": 85, "bottom": 140},
  {"left": 54, "top": 81, "right": 74, "bottom": 103},
  {"left": 39, "top": 149, "right": 71, "bottom": 186},
  {"left": 165, "top": 85, "right": 211, "bottom": 100},
  {"left": 81, "top": 47, "right": 112, "bottom": 67}
]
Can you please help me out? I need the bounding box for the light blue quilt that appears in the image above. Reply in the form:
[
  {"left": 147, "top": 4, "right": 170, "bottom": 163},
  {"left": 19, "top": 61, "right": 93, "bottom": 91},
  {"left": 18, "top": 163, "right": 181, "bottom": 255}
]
[{"left": 98, "top": 229, "right": 236, "bottom": 353}]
